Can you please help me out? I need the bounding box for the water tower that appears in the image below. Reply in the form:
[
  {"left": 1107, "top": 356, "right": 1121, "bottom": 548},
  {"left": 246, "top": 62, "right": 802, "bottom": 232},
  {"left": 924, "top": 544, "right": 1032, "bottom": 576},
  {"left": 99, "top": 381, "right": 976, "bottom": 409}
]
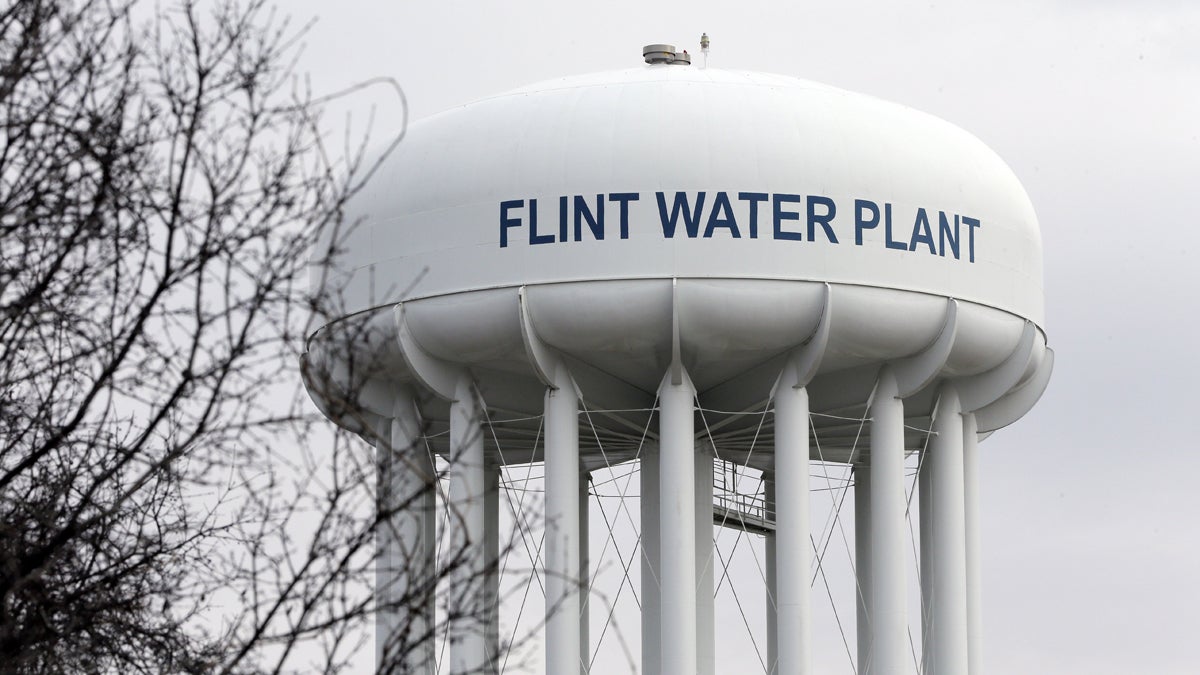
[{"left": 303, "top": 40, "right": 1051, "bottom": 675}]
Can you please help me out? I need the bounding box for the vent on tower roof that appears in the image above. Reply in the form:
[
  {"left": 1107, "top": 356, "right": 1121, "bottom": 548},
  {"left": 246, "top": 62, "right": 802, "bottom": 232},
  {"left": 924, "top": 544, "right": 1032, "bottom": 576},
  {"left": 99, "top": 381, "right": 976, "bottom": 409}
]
[{"left": 643, "top": 43, "right": 690, "bottom": 65}]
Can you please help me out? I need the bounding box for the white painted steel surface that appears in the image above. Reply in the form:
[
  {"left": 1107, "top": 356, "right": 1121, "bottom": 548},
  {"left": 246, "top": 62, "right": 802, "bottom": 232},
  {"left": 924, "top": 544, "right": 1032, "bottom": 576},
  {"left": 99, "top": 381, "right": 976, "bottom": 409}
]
[
  {"left": 764, "top": 477, "right": 778, "bottom": 675},
  {"left": 448, "top": 377, "right": 494, "bottom": 675},
  {"left": 579, "top": 473, "right": 590, "bottom": 674},
  {"left": 964, "top": 413, "right": 984, "bottom": 675},
  {"left": 919, "top": 429, "right": 933, "bottom": 673},
  {"left": 544, "top": 366, "right": 581, "bottom": 675},
  {"left": 694, "top": 444, "right": 715, "bottom": 675},
  {"left": 868, "top": 370, "right": 907, "bottom": 675},
  {"left": 321, "top": 67, "right": 1044, "bottom": 327},
  {"left": 299, "top": 59, "right": 1053, "bottom": 675},
  {"left": 641, "top": 448, "right": 661, "bottom": 675},
  {"left": 378, "top": 394, "right": 436, "bottom": 675},
  {"left": 658, "top": 370, "right": 698, "bottom": 675},
  {"left": 774, "top": 378, "right": 812, "bottom": 675},
  {"left": 855, "top": 463, "right": 872, "bottom": 675},
  {"left": 925, "top": 387, "right": 969, "bottom": 674},
  {"left": 483, "top": 462, "right": 500, "bottom": 672}
]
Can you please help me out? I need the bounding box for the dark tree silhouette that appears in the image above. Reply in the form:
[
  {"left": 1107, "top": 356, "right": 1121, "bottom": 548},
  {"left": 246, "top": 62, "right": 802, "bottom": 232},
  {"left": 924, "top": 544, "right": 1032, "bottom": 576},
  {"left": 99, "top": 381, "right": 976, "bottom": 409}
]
[{"left": 0, "top": 1, "right": 461, "bottom": 671}]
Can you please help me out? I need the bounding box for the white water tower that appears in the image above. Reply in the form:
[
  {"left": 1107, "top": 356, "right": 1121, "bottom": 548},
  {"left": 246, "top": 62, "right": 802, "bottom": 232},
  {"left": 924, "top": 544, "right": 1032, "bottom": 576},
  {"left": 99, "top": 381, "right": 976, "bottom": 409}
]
[{"left": 304, "top": 40, "right": 1051, "bottom": 675}]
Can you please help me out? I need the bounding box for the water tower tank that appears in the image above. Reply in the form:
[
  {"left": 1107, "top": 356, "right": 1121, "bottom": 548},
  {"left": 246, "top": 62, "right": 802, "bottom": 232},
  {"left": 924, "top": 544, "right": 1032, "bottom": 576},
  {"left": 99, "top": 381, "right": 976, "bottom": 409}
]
[{"left": 303, "top": 43, "right": 1052, "bottom": 675}]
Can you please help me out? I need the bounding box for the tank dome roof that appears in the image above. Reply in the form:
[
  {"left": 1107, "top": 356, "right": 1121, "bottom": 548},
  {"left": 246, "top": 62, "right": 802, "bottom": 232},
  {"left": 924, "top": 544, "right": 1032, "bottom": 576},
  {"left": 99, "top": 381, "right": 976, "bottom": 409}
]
[{"left": 319, "top": 65, "right": 1043, "bottom": 327}]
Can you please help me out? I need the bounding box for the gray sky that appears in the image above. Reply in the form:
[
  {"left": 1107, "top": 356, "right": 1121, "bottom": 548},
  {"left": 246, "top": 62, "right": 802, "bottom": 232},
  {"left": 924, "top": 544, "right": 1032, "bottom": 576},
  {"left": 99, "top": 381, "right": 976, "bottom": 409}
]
[{"left": 289, "top": 1, "right": 1200, "bottom": 672}]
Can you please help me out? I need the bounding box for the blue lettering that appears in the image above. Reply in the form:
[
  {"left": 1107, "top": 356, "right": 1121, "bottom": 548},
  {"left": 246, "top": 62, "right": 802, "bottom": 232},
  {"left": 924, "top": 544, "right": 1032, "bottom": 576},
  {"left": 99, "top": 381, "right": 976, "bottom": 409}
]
[
  {"left": 574, "top": 194, "right": 604, "bottom": 241},
  {"left": 529, "top": 198, "right": 553, "bottom": 245},
  {"left": 609, "top": 192, "right": 639, "bottom": 239},
  {"left": 807, "top": 195, "right": 838, "bottom": 243},
  {"left": 500, "top": 199, "right": 522, "bottom": 248},
  {"left": 939, "top": 212, "right": 960, "bottom": 259},
  {"left": 884, "top": 203, "right": 906, "bottom": 250},
  {"left": 558, "top": 196, "right": 569, "bottom": 242},
  {"left": 703, "top": 191, "right": 740, "bottom": 238},
  {"left": 657, "top": 191, "right": 706, "bottom": 238},
  {"left": 854, "top": 199, "right": 879, "bottom": 245},
  {"left": 505, "top": 194, "right": 975, "bottom": 261},
  {"left": 773, "top": 193, "right": 803, "bottom": 241},
  {"left": 909, "top": 208, "right": 936, "bottom": 254},
  {"left": 963, "top": 216, "right": 980, "bottom": 263},
  {"left": 738, "top": 192, "right": 768, "bottom": 239}
]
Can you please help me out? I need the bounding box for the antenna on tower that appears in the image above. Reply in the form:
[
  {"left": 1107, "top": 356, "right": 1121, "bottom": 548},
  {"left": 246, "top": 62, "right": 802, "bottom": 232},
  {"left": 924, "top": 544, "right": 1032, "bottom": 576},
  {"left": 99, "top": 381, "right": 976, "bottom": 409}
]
[{"left": 700, "top": 32, "right": 710, "bottom": 68}]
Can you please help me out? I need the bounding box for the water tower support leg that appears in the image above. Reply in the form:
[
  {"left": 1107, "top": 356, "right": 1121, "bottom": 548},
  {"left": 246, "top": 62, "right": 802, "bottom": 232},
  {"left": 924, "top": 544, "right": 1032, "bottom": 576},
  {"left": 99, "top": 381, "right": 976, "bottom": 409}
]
[
  {"left": 925, "top": 387, "right": 968, "bottom": 675},
  {"left": 659, "top": 369, "right": 698, "bottom": 674},
  {"left": 580, "top": 472, "right": 591, "bottom": 673},
  {"left": 377, "top": 394, "right": 436, "bottom": 675},
  {"left": 919, "top": 439, "right": 932, "bottom": 672},
  {"left": 641, "top": 446, "right": 661, "bottom": 675},
  {"left": 545, "top": 370, "right": 581, "bottom": 675},
  {"left": 484, "top": 461, "right": 500, "bottom": 670},
  {"left": 765, "top": 476, "right": 778, "bottom": 675},
  {"left": 775, "top": 382, "right": 812, "bottom": 674},
  {"left": 695, "top": 442, "right": 715, "bottom": 675},
  {"left": 855, "top": 462, "right": 872, "bottom": 675},
  {"left": 963, "top": 413, "right": 983, "bottom": 675},
  {"left": 448, "top": 377, "right": 492, "bottom": 675},
  {"left": 868, "top": 369, "right": 907, "bottom": 675}
]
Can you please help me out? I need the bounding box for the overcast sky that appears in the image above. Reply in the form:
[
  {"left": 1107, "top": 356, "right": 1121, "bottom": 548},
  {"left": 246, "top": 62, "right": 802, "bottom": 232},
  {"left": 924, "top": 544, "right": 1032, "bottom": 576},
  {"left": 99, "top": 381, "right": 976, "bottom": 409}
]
[{"left": 287, "top": 1, "right": 1200, "bottom": 673}]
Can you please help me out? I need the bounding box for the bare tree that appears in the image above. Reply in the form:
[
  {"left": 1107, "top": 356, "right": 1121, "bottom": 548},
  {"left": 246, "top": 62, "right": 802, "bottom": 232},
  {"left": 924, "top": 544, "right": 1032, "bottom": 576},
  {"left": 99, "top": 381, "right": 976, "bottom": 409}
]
[{"left": 0, "top": 0, "right": 493, "bottom": 671}]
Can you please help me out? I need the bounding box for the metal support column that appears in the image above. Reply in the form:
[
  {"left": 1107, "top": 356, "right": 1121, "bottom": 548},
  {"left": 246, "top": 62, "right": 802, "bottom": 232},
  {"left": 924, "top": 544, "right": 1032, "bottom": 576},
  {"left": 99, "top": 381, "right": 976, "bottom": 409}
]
[
  {"left": 484, "top": 461, "right": 500, "bottom": 669},
  {"left": 923, "top": 387, "right": 968, "bottom": 675},
  {"left": 868, "top": 369, "right": 907, "bottom": 675},
  {"left": 775, "top": 379, "right": 812, "bottom": 674},
  {"left": 448, "top": 376, "right": 493, "bottom": 675},
  {"left": 641, "top": 446, "right": 661, "bottom": 675},
  {"left": 377, "top": 393, "right": 436, "bottom": 675},
  {"left": 580, "top": 472, "right": 591, "bottom": 673},
  {"left": 963, "top": 413, "right": 983, "bottom": 675},
  {"left": 765, "top": 476, "right": 778, "bottom": 675},
  {"left": 659, "top": 369, "right": 697, "bottom": 675},
  {"left": 695, "top": 443, "right": 715, "bottom": 675},
  {"left": 855, "top": 462, "right": 872, "bottom": 675},
  {"left": 545, "top": 367, "right": 581, "bottom": 675},
  {"left": 919, "top": 439, "right": 932, "bottom": 673}
]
